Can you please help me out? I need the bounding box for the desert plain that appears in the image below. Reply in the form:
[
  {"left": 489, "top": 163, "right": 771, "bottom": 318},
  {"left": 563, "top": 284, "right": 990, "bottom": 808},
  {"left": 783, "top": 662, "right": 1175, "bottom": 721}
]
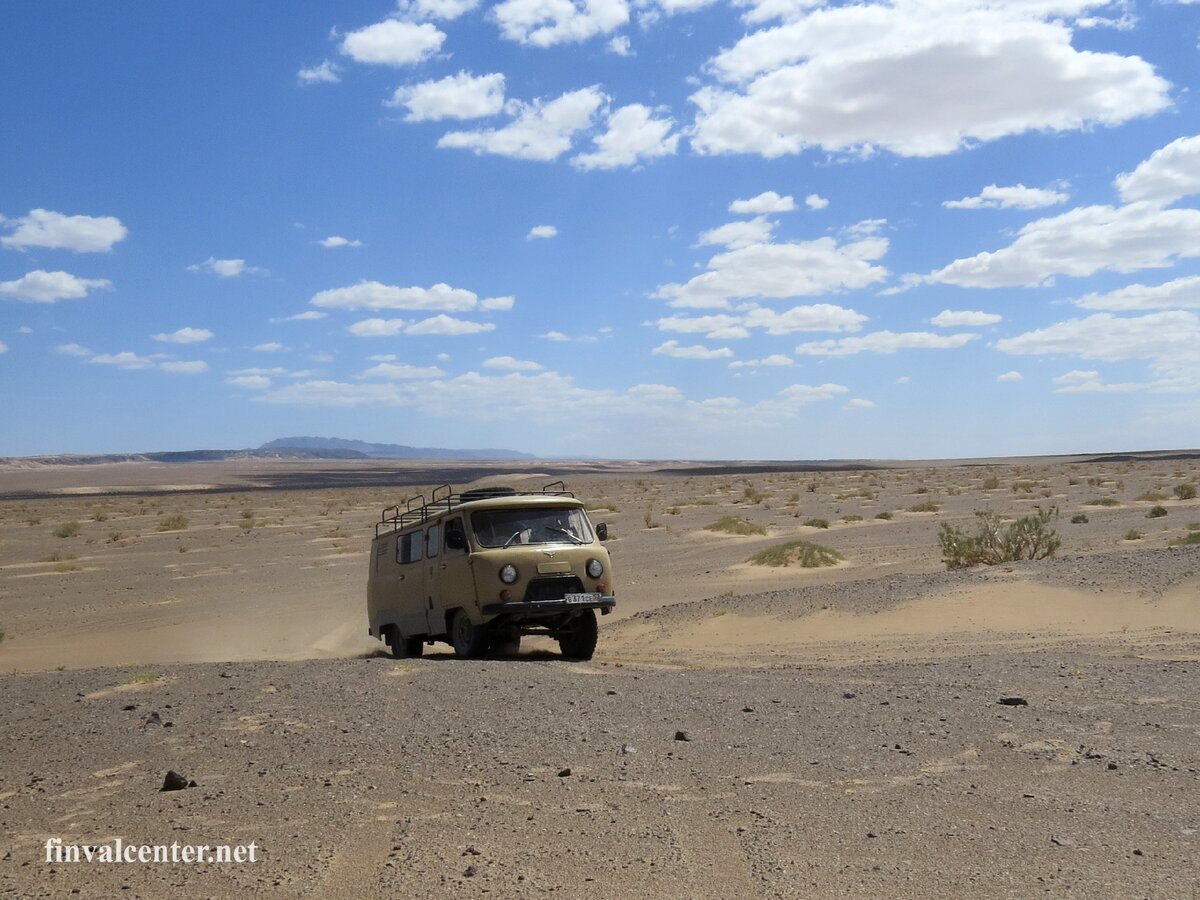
[{"left": 1, "top": 453, "right": 1199, "bottom": 898}]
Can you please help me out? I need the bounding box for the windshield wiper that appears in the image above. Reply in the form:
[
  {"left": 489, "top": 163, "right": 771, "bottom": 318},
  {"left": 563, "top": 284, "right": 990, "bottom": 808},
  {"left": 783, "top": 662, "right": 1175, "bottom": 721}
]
[
  {"left": 547, "top": 526, "right": 583, "bottom": 544},
  {"left": 502, "top": 531, "right": 523, "bottom": 548}
]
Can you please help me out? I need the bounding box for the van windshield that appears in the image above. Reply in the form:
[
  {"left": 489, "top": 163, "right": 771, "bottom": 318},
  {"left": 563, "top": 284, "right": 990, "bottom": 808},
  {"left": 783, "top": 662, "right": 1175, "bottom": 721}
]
[{"left": 470, "top": 507, "right": 594, "bottom": 548}]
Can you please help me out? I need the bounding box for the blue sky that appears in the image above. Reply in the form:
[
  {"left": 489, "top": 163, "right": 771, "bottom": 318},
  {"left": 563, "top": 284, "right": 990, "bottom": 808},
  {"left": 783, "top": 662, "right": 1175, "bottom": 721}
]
[{"left": 2, "top": 0, "right": 1199, "bottom": 459}]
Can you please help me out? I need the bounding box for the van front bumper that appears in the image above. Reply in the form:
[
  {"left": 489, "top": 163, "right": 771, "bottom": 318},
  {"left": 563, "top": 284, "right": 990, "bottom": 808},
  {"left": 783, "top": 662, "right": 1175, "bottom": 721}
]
[{"left": 482, "top": 594, "right": 616, "bottom": 616}]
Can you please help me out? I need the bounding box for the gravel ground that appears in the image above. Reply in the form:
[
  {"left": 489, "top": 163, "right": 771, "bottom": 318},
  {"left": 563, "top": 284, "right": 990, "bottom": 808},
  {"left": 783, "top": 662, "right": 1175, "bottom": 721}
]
[{"left": 3, "top": 642, "right": 1199, "bottom": 899}]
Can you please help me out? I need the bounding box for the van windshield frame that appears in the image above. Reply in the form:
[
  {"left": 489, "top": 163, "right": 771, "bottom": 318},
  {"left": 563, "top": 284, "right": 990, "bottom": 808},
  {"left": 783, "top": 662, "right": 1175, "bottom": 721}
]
[{"left": 469, "top": 506, "right": 594, "bottom": 548}]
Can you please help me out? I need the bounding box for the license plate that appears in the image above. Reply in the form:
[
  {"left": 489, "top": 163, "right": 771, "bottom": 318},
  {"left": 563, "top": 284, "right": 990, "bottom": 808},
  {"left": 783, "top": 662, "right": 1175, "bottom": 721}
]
[{"left": 563, "top": 592, "right": 602, "bottom": 604}]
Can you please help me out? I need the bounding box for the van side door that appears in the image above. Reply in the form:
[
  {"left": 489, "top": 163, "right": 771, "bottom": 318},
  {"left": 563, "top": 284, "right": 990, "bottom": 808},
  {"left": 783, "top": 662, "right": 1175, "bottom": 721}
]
[
  {"left": 394, "top": 529, "right": 428, "bottom": 638},
  {"left": 428, "top": 515, "right": 476, "bottom": 633}
]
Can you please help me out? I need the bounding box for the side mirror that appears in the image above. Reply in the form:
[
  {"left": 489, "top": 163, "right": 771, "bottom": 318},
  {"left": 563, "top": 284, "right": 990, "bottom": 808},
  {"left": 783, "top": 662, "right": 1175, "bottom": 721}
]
[{"left": 596, "top": 523, "right": 608, "bottom": 541}]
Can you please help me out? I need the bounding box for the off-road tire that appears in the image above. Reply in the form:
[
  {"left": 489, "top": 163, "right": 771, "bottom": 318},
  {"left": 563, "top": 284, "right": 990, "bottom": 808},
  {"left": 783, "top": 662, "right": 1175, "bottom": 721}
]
[
  {"left": 450, "top": 610, "right": 488, "bottom": 659},
  {"left": 388, "top": 629, "right": 424, "bottom": 659},
  {"left": 558, "top": 608, "right": 598, "bottom": 661},
  {"left": 489, "top": 632, "right": 521, "bottom": 658}
]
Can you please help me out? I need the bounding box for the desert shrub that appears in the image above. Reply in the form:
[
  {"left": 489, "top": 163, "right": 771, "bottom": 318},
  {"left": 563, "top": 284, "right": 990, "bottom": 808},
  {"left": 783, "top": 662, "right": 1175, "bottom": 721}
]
[
  {"left": 1146, "top": 505, "right": 1168, "bottom": 519},
  {"left": 39, "top": 552, "right": 76, "bottom": 562},
  {"left": 803, "top": 517, "right": 830, "bottom": 529},
  {"left": 157, "top": 514, "right": 189, "bottom": 532},
  {"left": 1123, "top": 528, "right": 1143, "bottom": 541},
  {"left": 743, "top": 486, "right": 767, "bottom": 504},
  {"left": 908, "top": 500, "right": 942, "bottom": 513},
  {"left": 1175, "top": 483, "right": 1198, "bottom": 501},
  {"left": 0, "top": 625, "right": 5, "bottom": 642},
  {"left": 705, "top": 516, "right": 767, "bottom": 536},
  {"left": 1085, "top": 497, "right": 1121, "bottom": 507},
  {"left": 53, "top": 521, "right": 81, "bottom": 539},
  {"left": 1189, "top": 522, "right": 1200, "bottom": 531},
  {"left": 841, "top": 514, "right": 864, "bottom": 522},
  {"left": 749, "top": 540, "right": 843, "bottom": 568},
  {"left": 91, "top": 507, "right": 109, "bottom": 522},
  {"left": 938, "top": 509, "right": 1061, "bottom": 569},
  {"left": 981, "top": 476, "right": 1001, "bottom": 490},
  {"left": 1168, "top": 531, "right": 1200, "bottom": 547},
  {"left": 1137, "top": 491, "right": 1169, "bottom": 502},
  {"left": 1070, "top": 513, "right": 1089, "bottom": 524},
  {"left": 643, "top": 510, "right": 661, "bottom": 530},
  {"left": 874, "top": 511, "right": 894, "bottom": 520}
]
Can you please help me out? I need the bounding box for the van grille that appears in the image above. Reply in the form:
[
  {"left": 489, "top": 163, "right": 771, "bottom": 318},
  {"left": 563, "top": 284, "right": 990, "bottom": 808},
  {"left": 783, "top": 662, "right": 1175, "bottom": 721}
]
[{"left": 524, "top": 575, "right": 583, "bottom": 602}]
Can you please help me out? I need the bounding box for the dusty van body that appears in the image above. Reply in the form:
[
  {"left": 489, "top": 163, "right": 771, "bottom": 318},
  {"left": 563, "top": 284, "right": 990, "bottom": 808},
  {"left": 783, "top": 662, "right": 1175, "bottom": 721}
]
[{"left": 367, "top": 483, "right": 615, "bottom": 660}]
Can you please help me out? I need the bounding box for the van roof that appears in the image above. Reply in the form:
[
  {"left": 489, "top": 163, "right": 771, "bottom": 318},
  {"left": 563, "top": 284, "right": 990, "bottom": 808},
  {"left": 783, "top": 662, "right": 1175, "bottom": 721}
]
[{"left": 375, "top": 481, "right": 581, "bottom": 537}]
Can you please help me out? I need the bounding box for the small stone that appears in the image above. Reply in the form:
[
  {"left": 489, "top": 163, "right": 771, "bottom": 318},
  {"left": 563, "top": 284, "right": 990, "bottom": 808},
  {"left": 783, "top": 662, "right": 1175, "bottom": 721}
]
[
  {"left": 621, "top": 744, "right": 636, "bottom": 755},
  {"left": 674, "top": 731, "right": 691, "bottom": 742},
  {"left": 998, "top": 697, "right": 1028, "bottom": 706},
  {"left": 557, "top": 768, "right": 572, "bottom": 777},
  {"left": 1108, "top": 762, "right": 1118, "bottom": 770},
  {"left": 160, "top": 771, "right": 189, "bottom": 792},
  {"left": 463, "top": 864, "right": 477, "bottom": 877},
  {"left": 742, "top": 707, "right": 755, "bottom": 713},
  {"left": 843, "top": 692, "right": 857, "bottom": 700}
]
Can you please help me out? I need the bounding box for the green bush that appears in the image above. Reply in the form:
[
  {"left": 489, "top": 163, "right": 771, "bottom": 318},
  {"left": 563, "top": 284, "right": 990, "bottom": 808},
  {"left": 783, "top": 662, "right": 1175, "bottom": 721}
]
[
  {"left": 53, "top": 521, "right": 81, "bottom": 539},
  {"left": 749, "top": 540, "right": 843, "bottom": 568},
  {"left": 704, "top": 516, "right": 766, "bottom": 536},
  {"left": 1070, "top": 513, "right": 1089, "bottom": 524},
  {"left": 157, "top": 514, "right": 189, "bottom": 532},
  {"left": 802, "top": 517, "right": 830, "bottom": 529},
  {"left": 874, "top": 511, "right": 894, "bottom": 520},
  {"left": 908, "top": 500, "right": 942, "bottom": 513},
  {"left": 1086, "top": 497, "right": 1121, "bottom": 507},
  {"left": 1123, "top": 528, "right": 1143, "bottom": 541},
  {"left": 1169, "top": 531, "right": 1200, "bottom": 547},
  {"left": 1175, "top": 483, "right": 1198, "bottom": 501},
  {"left": 1146, "top": 505, "right": 1168, "bottom": 519},
  {"left": 938, "top": 509, "right": 1061, "bottom": 569}
]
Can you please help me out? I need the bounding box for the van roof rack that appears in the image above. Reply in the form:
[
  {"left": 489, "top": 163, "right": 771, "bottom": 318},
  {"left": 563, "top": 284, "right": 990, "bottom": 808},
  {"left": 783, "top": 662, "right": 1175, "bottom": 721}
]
[{"left": 375, "top": 481, "right": 574, "bottom": 537}]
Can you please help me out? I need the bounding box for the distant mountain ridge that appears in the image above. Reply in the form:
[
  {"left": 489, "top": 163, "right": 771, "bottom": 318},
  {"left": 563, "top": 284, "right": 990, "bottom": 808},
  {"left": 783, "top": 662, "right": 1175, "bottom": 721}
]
[{"left": 259, "top": 437, "right": 536, "bottom": 461}]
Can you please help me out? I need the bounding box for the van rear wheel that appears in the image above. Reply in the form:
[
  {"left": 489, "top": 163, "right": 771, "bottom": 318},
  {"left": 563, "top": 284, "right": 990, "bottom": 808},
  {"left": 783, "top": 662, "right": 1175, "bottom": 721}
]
[
  {"left": 388, "top": 630, "right": 424, "bottom": 659},
  {"left": 558, "top": 609, "right": 598, "bottom": 661},
  {"left": 450, "top": 610, "right": 488, "bottom": 659}
]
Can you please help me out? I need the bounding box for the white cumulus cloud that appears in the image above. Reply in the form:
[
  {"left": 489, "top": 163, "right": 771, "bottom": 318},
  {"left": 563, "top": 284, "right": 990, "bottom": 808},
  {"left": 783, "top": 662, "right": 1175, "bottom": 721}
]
[
  {"left": 690, "top": 3, "right": 1170, "bottom": 159},
  {"left": 655, "top": 235, "right": 888, "bottom": 308},
  {"left": 297, "top": 60, "right": 341, "bottom": 85},
  {"left": 340, "top": 19, "right": 445, "bottom": 66},
  {"left": 729, "top": 191, "right": 796, "bottom": 215},
  {"left": 572, "top": 103, "right": 680, "bottom": 170},
  {"left": 439, "top": 87, "right": 605, "bottom": 161},
  {"left": 997, "top": 370, "right": 1024, "bottom": 382},
  {"left": 652, "top": 340, "right": 733, "bottom": 359},
  {"left": 188, "top": 257, "right": 266, "bottom": 278},
  {"left": 153, "top": 327, "right": 213, "bottom": 344},
  {"left": 931, "top": 310, "right": 1001, "bottom": 327},
  {"left": 317, "top": 236, "right": 363, "bottom": 248},
  {"left": 360, "top": 361, "right": 446, "bottom": 379},
  {"left": 484, "top": 356, "right": 544, "bottom": 371},
  {"left": 794, "top": 331, "right": 977, "bottom": 356},
  {"left": 927, "top": 203, "right": 1200, "bottom": 288},
  {"left": 313, "top": 281, "right": 479, "bottom": 311},
  {"left": 527, "top": 225, "right": 558, "bottom": 239},
  {"left": 160, "top": 360, "right": 209, "bottom": 375},
  {"left": 388, "top": 71, "right": 507, "bottom": 121},
  {"left": 406, "top": 314, "right": 496, "bottom": 335},
  {"left": 1072, "top": 276, "right": 1200, "bottom": 311},
  {"left": 493, "top": 0, "right": 630, "bottom": 47},
  {"left": 0, "top": 270, "right": 112, "bottom": 303},
  {"left": 1115, "top": 133, "right": 1200, "bottom": 206},
  {"left": 1, "top": 209, "right": 128, "bottom": 252},
  {"left": 943, "top": 183, "right": 1070, "bottom": 210}
]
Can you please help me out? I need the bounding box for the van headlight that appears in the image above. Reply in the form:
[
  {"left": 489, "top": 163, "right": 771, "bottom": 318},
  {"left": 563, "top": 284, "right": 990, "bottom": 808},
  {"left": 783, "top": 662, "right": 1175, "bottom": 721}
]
[
  {"left": 499, "top": 564, "right": 518, "bottom": 584},
  {"left": 586, "top": 558, "right": 604, "bottom": 579}
]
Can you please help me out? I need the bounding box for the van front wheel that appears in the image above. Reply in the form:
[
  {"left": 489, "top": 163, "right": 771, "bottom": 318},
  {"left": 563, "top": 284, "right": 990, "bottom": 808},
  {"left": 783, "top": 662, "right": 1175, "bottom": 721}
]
[
  {"left": 558, "top": 609, "right": 598, "bottom": 661},
  {"left": 450, "top": 610, "right": 488, "bottom": 659}
]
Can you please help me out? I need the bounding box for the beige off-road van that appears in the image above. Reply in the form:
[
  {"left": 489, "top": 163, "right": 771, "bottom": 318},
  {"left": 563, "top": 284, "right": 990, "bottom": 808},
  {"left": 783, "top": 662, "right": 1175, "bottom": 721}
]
[{"left": 367, "top": 482, "right": 615, "bottom": 660}]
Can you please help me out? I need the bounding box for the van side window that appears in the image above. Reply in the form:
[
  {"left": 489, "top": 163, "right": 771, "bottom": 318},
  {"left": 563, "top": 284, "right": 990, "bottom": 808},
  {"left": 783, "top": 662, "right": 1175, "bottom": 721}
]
[
  {"left": 426, "top": 524, "right": 440, "bottom": 558},
  {"left": 397, "top": 531, "right": 423, "bottom": 564}
]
